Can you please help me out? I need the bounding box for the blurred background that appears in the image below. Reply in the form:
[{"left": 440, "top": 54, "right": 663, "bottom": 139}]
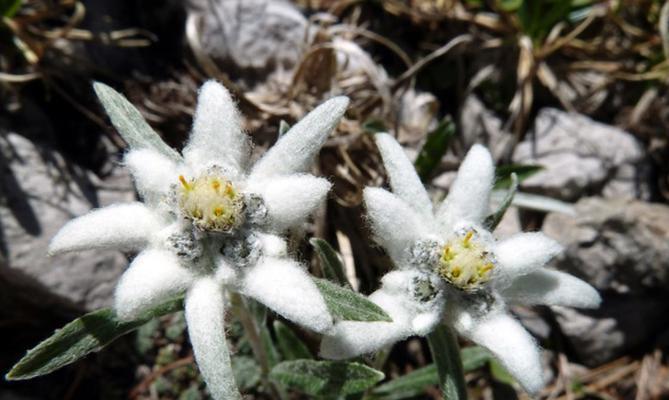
[{"left": 2, "top": 0, "right": 669, "bottom": 399}]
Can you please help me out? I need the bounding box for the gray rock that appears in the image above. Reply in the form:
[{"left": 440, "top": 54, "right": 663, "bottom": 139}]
[
  {"left": 553, "top": 296, "right": 669, "bottom": 366},
  {"left": 541, "top": 197, "right": 669, "bottom": 364},
  {"left": 459, "top": 95, "right": 512, "bottom": 162},
  {"left": 543, "top": 197, "right": 669, "bottom": 294},
  {"left": 513, "top": 108, "right": 647, "bottom": 201},
  {"left": 189, "top": 0, "right": 308, "bottom": 72},
  {"left": 0, "top": 133, "right": 134, "bottom": 310}
]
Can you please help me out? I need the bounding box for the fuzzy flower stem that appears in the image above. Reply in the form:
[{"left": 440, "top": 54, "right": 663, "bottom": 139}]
[
  {"left": 230, "top": 293, "right": 287, "bottom": 400},
  {"left": 427, "top": 325, "right": 468, "bottom": 400}
]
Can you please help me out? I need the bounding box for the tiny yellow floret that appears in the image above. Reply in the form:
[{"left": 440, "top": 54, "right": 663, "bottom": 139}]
[
  {"left": 177, "top": 173, "right": 244, "bottom": 233},
  {"left": 436, "top": 229, "right": 496, "bottom": 290}
]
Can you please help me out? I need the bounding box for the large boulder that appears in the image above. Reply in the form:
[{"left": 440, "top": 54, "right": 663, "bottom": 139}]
[
  {"left": 542, "top": 197, "right": 669, "bottom": 365},
  {"left": 0, "top": 133, "right": 133, "bottom": 311},
  {"left": 513, "top": 109, "right": 648, "bottom": 201}
]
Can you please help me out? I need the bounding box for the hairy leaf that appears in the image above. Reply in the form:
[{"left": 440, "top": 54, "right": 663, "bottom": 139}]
[
  {"left": 313, "top": 278, "right": 392, "bottom": 322},
  {"left": 270, "top": 360, "right": 384, "bottom": 397},
  {"left": 93, "top": 82, "right": 182, "bottom": 162},
  {"left": 6, "top": 297, "right": 183, "bottom": 380},
  {"left": 310, "top": 238, "right": 350, "bottom": 288}
]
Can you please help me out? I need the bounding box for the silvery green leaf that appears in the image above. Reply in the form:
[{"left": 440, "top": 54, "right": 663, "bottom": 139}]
[
  {"left": 269, "top": 360, "right": 384, "bottom": 397},
  {"left": 6, "top": 297, "right": 183, "bottom": 380},
  {"left": 278, "top": 120, "right": 291, "bottom": 137},
  {"left": 414, "top": 116, "right": 456, "bottom": 182},
  {"left": 371, "top": 346, "right": 492, "bottom": 400},
  {"left": 490, "top": 190, "right": 575, "bottom": 215},
  {"left": 493, "top": 164, "right": 542, "bottom": 189},
  {"left": 485, "top": 173, "right": 518, "bottom": 230},
  {"left": 490, "top": 359, "right": 515, "bottom": 386},
  {"left": 310, "top": 238, "right": 350, "bottom": 288},
  {"left": 274, "top": 321, "right": 312, "bottom": 361},
  {"left": 313, "top": 278, "right": 392, "bottom": 322},
  {"left": 231, "top": 356, "right": 261, "bottom": 391},
  {"left": 427, "top": 325, "right": 467, "bottom": 400},
  {"left": 93, "top": 82, "right": 182, "bottom": 162}
]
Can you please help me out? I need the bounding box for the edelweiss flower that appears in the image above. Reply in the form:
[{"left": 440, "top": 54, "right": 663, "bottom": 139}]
[
  {"left": 49, "top": 81, "right": 349, "bottom": 400},
  {"left": 320, "top": 133, "right": 600, "bottom": 394}
]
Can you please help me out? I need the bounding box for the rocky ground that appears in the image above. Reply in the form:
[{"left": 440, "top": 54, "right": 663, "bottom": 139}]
[{"left": 2, "top": 0, "right": 669, "bottom": 399}]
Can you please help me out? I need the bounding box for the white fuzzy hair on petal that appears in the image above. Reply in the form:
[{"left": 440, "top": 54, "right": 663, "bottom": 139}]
[
  {"left": 241, "top": 257, "right": 332, "bottom": 333},
  {"left": 501, "top": 268, "right": 601, "bottom": 308},
  {"left": 249, "top": 175, "right": 331, "bottom": 232},
  {"left": 437, "top": 144, "right": 494, "bottom": 229},
  {"left": 255, "top": 233, "right": 288, "bottom": 258},
  {"left": 185, "top": 278, "right": 241, "bottom": 400},
  {"left": 183, "top": 80, "right": 249, "bottom": 174},
  {"left": 374, "top": 133, "right": 433, "bottom": 218},
  {"left": 49, "top": 203, "right": 162, "bottom": 255},
  {"left": 493, "top": 232, "right": 563, "bottom": 287},
  {"left": 363, "top": 187, "right": 431, "bottom": 266},
  {"left": 249, "top": 96, "right": 349, "bottom": 179},
  {"left": 320, "top": 289, "right": 414, "bottom": 359},
  {"left": 454, "top": 310, "right": 545, "bottom": 395},
  {"left": 114, "top": 249, "right": 195, "bottom": 320},
  {"left": 124, "top": 148, "right": 180, "bottom": 203}
]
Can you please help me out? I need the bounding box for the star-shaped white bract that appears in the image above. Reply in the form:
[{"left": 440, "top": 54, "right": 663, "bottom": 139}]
[
  {"left": 320, "top": 133, "right": 600, "bottom": 394},
  {"left": 49, "top": 81, "right": 349, "bottom": 400}
]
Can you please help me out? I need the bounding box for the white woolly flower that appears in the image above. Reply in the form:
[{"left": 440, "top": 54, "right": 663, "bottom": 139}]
[
  {"left": 50, "top": 81, "right": 349, "bottom": 400},
  {"left": 320, "top": 133, "right": 601, "bottom": 395}
]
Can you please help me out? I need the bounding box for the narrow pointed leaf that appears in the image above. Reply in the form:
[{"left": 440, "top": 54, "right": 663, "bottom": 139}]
[
  {"left": 485, "top": 173, "right": 518, "bottom": 230},
  {"left": 93, "top": 82, "right": 182, "bottom": 162},
  {"left": 493, "top": 164, "right": 542, "bottom": 189},
  {"left": 371, "top": 346, "right": 492, "bottom": 399},
  {"left": 274, "top": 321, "right": 312, "bottom": 361},
  {"left": 310, "top": 238, "right": 350, "bottom": 288},
  {"left": 6, "top": 297, "right": 183, "bottom": 380},
  {"left": 278, "top": 120, "right": 291, "bottom": 137},
  {"left": 313, "top": 278, "right": 392, "bottom": 322},
  {"left": 270, "top": 360, "right": 384, "bottom": 397},
  {"left": 427, "top": 325, "right": 467, "bottom": 400},
  {"left": 414, "top": 116, "right": 456, "bottom": 182}
]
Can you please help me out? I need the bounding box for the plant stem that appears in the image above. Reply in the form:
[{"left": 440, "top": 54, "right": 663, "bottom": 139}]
[{"left": 427, "top": 324, "right": 468, "bottom": 400}]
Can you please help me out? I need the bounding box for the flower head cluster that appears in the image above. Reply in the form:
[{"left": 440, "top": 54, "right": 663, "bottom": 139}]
[
  {"left": 320, "top": 133, "right": 601, "bottom": 394},
  {"left": 49, "top": 81, "right": 349, "bottom": 400}
]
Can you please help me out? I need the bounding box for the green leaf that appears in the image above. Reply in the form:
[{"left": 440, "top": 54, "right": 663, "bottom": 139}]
[
  {"left": 1, "top": 0, "right": 21, "bottom": 17},
  {"left": 273, "top": 321, "right": 313, "bottom": 361},
  {"left": 278, "top": 120, "right": 291, "bottom": 137},
  {"left": 231, "top": 356, "right": 261, "bottom": 391},
  {"left": 414, "top": 116, "right": 456, "bottom": 182},
  {"left": 485, "top": 173, "right": 518, "bottom": 231},
  {"left": 6, "top": 297, "right": 183, "bottom": 380},
  {"left": 491, "top": 190, "right": 575, "bottom": 215},
  {"left": 493, "top": 164, "right": 542, "bottom": 189},
  {"left": 371, "top": 346, "right": 492, "bottom": 400},
  {"left": 461, "top": 346, "right": 493, "bottom": 371},
  {"left": 92, "top": 82, "right": 182, "bottom": 162},
  {"left": 270, "top": 360, "right": 384, "bottom": 397},
  {"left": 313, "top": 278, "right": 392, "bottom": 322},
  {"left": 362, "top": 118, "right": 387, "bottom": 134},
  {"left": 310, "top": 238, "right": 350, "bottom": 288},
  {"left": 426, "top": 325, "right": 467, "bottom": 400},
  {"left": 489, "top": 359, "right": 515, "bottom": 386}
]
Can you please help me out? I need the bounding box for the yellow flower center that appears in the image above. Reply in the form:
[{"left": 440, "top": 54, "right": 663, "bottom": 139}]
[
  {"left": 177, "top": 173, "right": 244, "bottom": 233},
  {"left": 436, "top": 229, "right": 495, "bottom": 290}
]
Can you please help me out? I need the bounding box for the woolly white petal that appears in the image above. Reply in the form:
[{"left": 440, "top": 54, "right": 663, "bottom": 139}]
[
  {"left": 249, "top": 96, "right": 349, "bottom": 179},
  {"left": 49, "top": 203, "right": 162, "bottom": 255},
  {"left": 185, "top": 278, "right": 241, "bottom": 400},
  {"left": 124, "top": 148, "right": 180, "bottom": 203},
  {"left": 363, "top": 187, "right": 430, "bottom": 265},
  {"left": 249, "top": 175, "right": 331, "bottom": 232},
  {"left": 115, "top": 249, "right": 195, "bottom": 320},
  {"left": 501, "top": 268, "right": 601, "bottom": 308},
  {"left": 437, "top": 144, "right": 494, "bottom": 229},
  {"left": 453, "top": 310, "right": 544, "bottom": 394},
  {"left": 375, "top": 133, "right": 433, "bottom": 218},
  {"left": 183, "top": 80, "right": 249, "bottom": 174},
  {"left": 493, "top": 233, "right": 562, "bottom": 286},
  {"left": 320, "top": 270, "right": 442, "bottom": 359},
  {"left": 255, "top": 233, "right": 288, "bottom": 258},
  {"left": 240, "top": 257, "right": 332, "bottom": 333}
]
